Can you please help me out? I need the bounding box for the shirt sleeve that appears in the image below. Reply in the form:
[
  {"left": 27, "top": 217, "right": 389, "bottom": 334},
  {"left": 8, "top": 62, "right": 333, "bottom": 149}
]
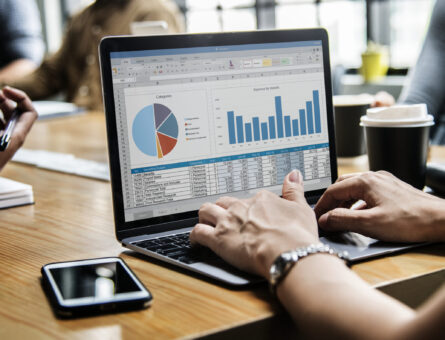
[
  {"left": 0, "top": 0, "right": 45, "bottom": 65},
  {"left": 399, "top": 0, "right": 445, "bottom": 129}
]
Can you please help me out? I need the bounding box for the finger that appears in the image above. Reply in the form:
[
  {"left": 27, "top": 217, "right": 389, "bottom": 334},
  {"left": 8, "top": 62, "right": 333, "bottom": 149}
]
[
  {"left": 318, "top": 207, "right": 375, "bottom": 234},
  {"left": 2, "top": 86, "right": 36, "bottom": 115},
  {"left": 0, "top": 89, "right": 17, "bottom": 119},
  {"left": 336, "top": 172, "right": 363, "bottom": 182},
  {"left": 0, "top": 110, "right": 36, "bottom": 164},
  {"left": 374, "top": 91, "right": 395, "bottom": 107},
  {"left": 190, "top": 223, "right": 217, "bottom": 248},
  {"left": 314, "top": 176, "right": 370, "bottom": 218},
  {"left": 226, "top": 199, "right": 249, "bottom": 225},
  {"left": 198, "top": 202, "right": 228, "bottom": 226},
  {"left": 215, "top": 196, "right": 239, "bottom": 209},
  {"left": 282, "top": 170, "right": 305, "bottom": 203},
  {"left": 0, "top": 110, "right": 37, "bottom": 171},
  {"left": 11, "top": 110, "right": 37, "bottom": 140}
]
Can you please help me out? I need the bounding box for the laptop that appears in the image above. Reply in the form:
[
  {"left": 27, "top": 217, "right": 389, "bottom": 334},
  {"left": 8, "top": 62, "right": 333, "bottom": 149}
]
[{"left": 99, "top": 29, "right": 423, "bottom": 286}]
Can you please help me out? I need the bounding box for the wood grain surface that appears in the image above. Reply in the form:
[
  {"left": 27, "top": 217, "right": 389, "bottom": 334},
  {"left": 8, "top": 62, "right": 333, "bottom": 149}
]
[{"left": 0, "top": 112, "right": 444, "bottom": 339}]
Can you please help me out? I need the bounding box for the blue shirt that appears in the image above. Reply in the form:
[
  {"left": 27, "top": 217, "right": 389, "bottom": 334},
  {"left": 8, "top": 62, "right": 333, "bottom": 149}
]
[{"left": 0, "top": 0, "right": 44, "bottom": 67}]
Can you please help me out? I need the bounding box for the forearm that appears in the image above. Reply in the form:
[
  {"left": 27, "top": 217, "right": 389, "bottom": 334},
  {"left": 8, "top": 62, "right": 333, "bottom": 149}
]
[
  {"left": 0, "top": 59, "right": 37, "bottom": 83},
  {"left": 7, "top": 58, "right": 64, "bottom": 100},
  {"left": 394, "top": 287, "right": 445, "bottom": 340},
  {"left": 277, "top": 254, "right": 415, "bottom": 340}
]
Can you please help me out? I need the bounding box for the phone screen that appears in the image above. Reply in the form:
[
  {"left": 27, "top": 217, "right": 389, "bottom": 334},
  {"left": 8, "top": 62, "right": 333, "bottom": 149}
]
[{"left": 49, "top": 260, "right": 143, "bottom": 301}]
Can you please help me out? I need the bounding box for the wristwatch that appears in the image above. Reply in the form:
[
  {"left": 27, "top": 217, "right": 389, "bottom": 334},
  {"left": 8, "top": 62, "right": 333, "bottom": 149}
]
[{"left": 269, "top": 243, "right": 350, "bottom": 295}]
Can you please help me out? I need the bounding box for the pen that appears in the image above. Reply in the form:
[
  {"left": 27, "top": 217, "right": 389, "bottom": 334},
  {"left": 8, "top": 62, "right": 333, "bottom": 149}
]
[{"left": 0, "top": 108, "right": 20, "bottom": 151}]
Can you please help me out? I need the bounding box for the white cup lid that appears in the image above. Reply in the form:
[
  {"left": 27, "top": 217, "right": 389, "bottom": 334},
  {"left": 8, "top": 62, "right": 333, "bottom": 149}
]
[{"left": 360, "top": 104, "right": 434, "bottom": 127}]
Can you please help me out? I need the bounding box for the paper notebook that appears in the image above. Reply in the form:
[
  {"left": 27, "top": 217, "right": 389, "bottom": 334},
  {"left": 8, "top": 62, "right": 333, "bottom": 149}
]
[{"left": 0, "top": 177, "right": 34, "bottom": 209}]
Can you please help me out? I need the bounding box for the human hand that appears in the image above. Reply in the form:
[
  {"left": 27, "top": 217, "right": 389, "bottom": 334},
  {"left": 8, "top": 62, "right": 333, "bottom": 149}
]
[
  {"left": 315, "top": 171, "right": 445, "bottom": 242},
  {"left": 190, "top": 170, "right": 319, "bottom": 278},
  {"left": 372, "top": 91, "right": 395, "bottom": 107},
  {"left": 0, "top": 87, "right": 37, "bottom": 171}
]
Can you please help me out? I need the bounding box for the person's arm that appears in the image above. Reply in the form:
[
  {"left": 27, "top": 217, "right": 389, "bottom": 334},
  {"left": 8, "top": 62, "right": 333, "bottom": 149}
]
[
  {"left": 0, "top": 86, "right": 37, "bottom": 171},
  {"left": 0, "top": 59, "right": 37, "bottom": 84},
  {"left": 278, "top": 246, "right": 445, "bottom": 340},
  {"left": 398, "top": 1, "right": 445, "bottom": 125},
  {"left": 5, "top": 12, "right": 79, "bottom": 100},
  {"left": 190, "top": 170, "right": 445, "bottom": 339},
  {"left": 0, "top": 0, "right": 44, "bottom": 83},
  {"left": 7, "top": 50, "right": 67, "bottom": 100},
  {"left": 315, "top": 171, "right": 445, "bottom": 242}
]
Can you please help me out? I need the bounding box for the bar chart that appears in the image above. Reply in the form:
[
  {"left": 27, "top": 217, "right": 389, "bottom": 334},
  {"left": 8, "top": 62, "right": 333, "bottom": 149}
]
[{"left": 227, "top": 90, "right": 322, "bottom": 145}]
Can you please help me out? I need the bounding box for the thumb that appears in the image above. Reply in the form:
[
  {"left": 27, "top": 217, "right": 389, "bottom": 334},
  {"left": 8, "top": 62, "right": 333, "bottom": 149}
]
[{"left": 282, "top": 170, "right": 305, "bottom": 203}]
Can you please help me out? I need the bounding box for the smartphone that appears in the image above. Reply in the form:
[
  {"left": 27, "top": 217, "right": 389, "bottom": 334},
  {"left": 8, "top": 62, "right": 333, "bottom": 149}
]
[{"left": 41, "top": 257, "right": 152, "bottom": 318}]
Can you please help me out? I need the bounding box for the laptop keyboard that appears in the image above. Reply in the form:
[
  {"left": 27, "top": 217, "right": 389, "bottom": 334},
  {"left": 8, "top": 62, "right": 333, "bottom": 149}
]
[{"left": 132, "top": 232, "right": 221, "bottom": 265}]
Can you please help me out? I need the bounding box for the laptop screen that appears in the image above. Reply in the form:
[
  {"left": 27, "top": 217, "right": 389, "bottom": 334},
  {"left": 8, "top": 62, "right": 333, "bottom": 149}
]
[{"left": 109, "top": 40, "right": 333, "bottom": 223}]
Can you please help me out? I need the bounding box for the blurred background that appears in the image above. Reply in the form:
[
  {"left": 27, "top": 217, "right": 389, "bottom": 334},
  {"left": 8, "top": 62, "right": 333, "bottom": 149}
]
[{"left": 35, "top": 0, "right": 435, "bottom": 99}]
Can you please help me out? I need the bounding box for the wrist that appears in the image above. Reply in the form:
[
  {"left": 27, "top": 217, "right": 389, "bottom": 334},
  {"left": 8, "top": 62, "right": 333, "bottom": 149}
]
[
  {"left": 269, "top": 244, "right": 349, "bottom": 295},
  {"left": 421, "top": 199, "right": 445, "bottom": 242},
  {"left": 276, "top": 252, "right": 349, "bottom": 300},
  {"left": 429, "top": 201, "right": 445, "bottom": 241},
  {"left": 259, "top": 235, "right": 320, "bottom": 278}
]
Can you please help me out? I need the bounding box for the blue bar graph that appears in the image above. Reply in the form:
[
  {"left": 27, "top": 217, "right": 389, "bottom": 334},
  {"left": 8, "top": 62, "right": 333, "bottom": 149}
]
[
  {"left": 227, "top": 111, "right": 236, "bottom": 144},
  {"left": 226, "top": 91, "right": 322, "bottom": 144},
  {"left": 292, "top": 119, "right": 299, "bottom": 136},
  {"left": 252, "top": 117, "right": 260, "bottom": 141},
  {"left": 284, "top": 116, "right": 291, "bottom": 137},
  {"left": 245, "top": 123, "right": 252, "bottom": 142},
  {"left": 299, "top": 109, "right": 307, "bottom": 135},
  {"left": 313, "top": 90, "right": 321, "bottom": 133},
  {"left": 261, "top": 122, "right": 268, "bottom": 140},
  {"left": 306, "top": 101, "right": 314, "bottom": 134},
  {"left": 236, "top": 116, "right": 244, "bottom": 143},
  {"left": 268, "top": 116, "right": 276, "bottom": 139},
  {"left": 275, "top": 96, "right": 284, "bottom": 138}
]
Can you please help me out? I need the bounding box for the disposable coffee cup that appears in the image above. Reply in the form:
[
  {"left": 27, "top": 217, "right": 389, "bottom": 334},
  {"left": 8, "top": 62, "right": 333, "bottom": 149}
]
[
  {"left": 361, "top": 104, "right": 434, "bottom": 189},
  {"left": 333, "top": 95, "right": 374, "bottom": 157}
]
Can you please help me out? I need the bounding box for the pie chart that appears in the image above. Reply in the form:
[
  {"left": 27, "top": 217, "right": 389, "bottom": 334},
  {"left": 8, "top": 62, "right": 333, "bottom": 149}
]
[{"left": 132, "top": 103, "right": 179, "bottom": 158}]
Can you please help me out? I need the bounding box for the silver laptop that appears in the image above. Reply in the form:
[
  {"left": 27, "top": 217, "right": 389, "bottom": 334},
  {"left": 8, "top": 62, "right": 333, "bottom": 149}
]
[{"left": 99, "top": 29, "right": 423, "bottom": 286}]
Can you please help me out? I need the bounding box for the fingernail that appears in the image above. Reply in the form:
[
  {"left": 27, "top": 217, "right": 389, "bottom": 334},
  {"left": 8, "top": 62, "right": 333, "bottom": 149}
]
[{"left": 289, "top": 170, "right": 302, "bottom": 184}]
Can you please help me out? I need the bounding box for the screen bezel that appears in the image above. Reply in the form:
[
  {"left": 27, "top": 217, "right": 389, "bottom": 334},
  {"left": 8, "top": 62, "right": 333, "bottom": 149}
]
[
  {"left": 42, "top": 257, "right": 151, "bottom": 307},
  {"left": 99, "top": 29, "right": 338, "bottom": 241}
]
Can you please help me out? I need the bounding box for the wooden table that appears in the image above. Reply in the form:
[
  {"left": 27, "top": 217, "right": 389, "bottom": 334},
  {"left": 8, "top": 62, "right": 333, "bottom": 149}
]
[{"left": 0, "top": 112, "right": 444, "bottom": 339}]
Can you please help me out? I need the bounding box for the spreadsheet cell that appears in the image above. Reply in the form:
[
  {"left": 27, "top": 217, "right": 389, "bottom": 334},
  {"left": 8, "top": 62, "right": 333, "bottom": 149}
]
[{"left": 131, "top": 146, "right": 330, "bottom": 206}]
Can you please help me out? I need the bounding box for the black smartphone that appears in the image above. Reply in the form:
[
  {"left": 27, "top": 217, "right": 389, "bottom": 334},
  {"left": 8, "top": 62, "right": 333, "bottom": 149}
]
[{"left": 41, "top": 257, "right": 152, "bottom": 318}]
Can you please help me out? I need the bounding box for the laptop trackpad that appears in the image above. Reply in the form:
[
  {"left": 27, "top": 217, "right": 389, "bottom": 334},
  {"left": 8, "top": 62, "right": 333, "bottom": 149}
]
[{"left": 321, "top": 232, "right": 424, "bottom": 262}]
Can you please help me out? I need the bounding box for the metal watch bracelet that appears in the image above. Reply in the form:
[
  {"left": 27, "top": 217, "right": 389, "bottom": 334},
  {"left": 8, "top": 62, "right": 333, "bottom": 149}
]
[{"left": 269, "top": 243, "right": 350, "bottom": 295}]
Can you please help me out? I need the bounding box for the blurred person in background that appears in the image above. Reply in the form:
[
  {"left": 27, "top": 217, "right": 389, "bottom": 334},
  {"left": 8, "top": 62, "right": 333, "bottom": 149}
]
[
  {"left": 3, "top": 0, "right": 185, "bottom": 111},
  {"left": 374, "top": 0, "right": 445, "bottom": 144},
  {"left": 0, "top": 0, "right": 44, "bottom": 83}
]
